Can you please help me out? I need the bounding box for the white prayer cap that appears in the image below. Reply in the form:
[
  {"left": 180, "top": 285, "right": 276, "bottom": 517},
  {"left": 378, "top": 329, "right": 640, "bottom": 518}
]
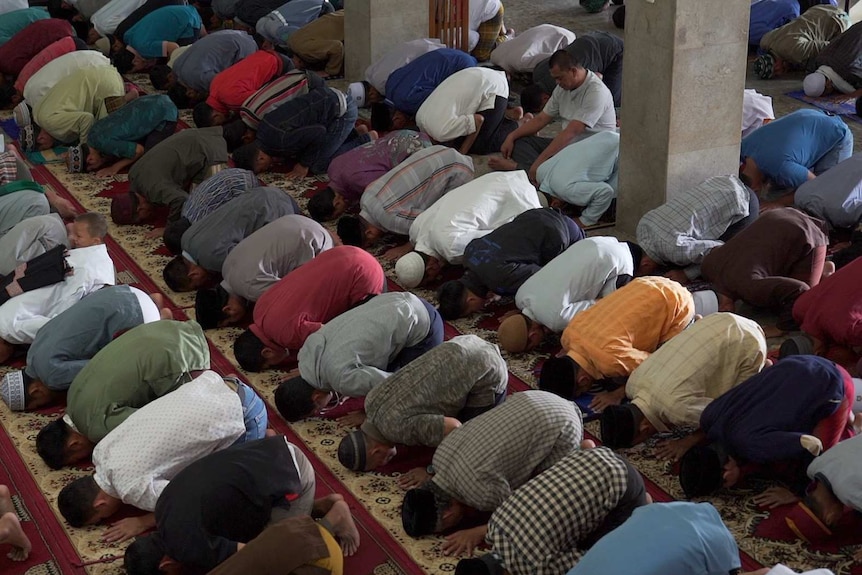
[
  {"left": 0, "top": 371, "right": 26, "bottom": 411},
  {"left": 803, "top": 71, "right": 827, "bottom": 97},
  {"left": 347, "top": 82, "right": 366, "bottom": 108},
  {"left": 692, "top": 290, "right": 718, "bottom": 317},
  {"left": 853, "top": 377, "right": 862, "bottom": 414},
  {"left": 395, "top": 252, "right": 425, "bottom": 288}
]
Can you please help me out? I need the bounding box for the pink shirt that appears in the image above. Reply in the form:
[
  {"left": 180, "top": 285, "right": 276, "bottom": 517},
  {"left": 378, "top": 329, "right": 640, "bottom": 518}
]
[{"left": 14, "top": 36, "right": 77, "bottom": 95}]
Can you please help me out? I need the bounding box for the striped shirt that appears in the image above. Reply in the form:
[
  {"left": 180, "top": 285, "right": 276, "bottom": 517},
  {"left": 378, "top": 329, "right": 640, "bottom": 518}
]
[
  {"left": 359, "top": 146, "right": 474, "bottom": 235},
  {"left": 636, "top": 175, "right": 751, "bottom": 279},
  {"left": 431, "top": 390, "right": 583, "bottom": 511},
  {"left": 362, "top": 335, "right": 508, "bottom": 447},
  {"left": 561, "top": 276, "right": 694, "bottom": 380},
  {"left": 240, "top": 70, "right": 325, "bottom": 130},
  {"left": 181, "top": 168, "right": 259, "bottom": 223},
  {"left": 488, "top": 448, "right": 630, "bottom": 575},
  {"left": 627, "top": 313, "right": 766, "bottom": 432}
]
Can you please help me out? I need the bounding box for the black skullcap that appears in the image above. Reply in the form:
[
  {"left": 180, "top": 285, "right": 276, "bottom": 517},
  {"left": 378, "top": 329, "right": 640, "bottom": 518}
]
[
  {"left": 600, "top": 404, "right": 638, "bottom": 449},
  {"left": 455, "top": 555, "right": 505, "bottom": 575},
  {"left": 195, "top": 286, "right": 230, "bottom": 329},
  {"left": 625, "top": 241, "right": 643, "bottom": 271},
  {"left": 401, "top": 488, "right": 438, "bottom": 537},
  {"left": 679, "top": 444, "right": 726, "bottom": 498},
  {"left": 337, "top": 430, "right": 367, "bottom": 471},
  {"left": 538, "top": 356, "right": 578, "bottom": 399}
]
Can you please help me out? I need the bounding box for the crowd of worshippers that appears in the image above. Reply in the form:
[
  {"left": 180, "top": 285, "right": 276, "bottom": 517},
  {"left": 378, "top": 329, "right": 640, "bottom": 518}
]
[{"left": 0, "top": 0, "right": 861, "bottom": 574}]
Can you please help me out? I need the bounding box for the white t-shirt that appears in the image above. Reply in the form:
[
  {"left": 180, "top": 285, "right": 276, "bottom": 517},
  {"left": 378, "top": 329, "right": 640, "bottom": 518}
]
[
  {"left": 490, "top": 25, "right": 576, "bottom": 73},
  {"left": 23, "top": 51, "right": 112, "bottom": 109},
  {"left": 543, "top": 70, "right": 616, "bottom": 132},
  {"left": 364, "top": 38, "right": 444, "bottom": 94},
  {"left": 741, "top": 89, "right": 774, "bottom": 138},
  {"left": 91, "top": 0, "right": 147, "bottom": 36},
  {"left": 415, "top": 67, "right": 509, "bottom": 142},
  {"left": 467, "top": 0, "right": 502, "bottom": 51},
  {"left": 93, "top": 370, "right": 245, "bottom": 511}
]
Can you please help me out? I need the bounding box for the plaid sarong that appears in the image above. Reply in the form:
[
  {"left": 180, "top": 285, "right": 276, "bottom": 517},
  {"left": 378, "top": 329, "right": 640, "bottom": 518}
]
[{"left": 472, "top": 4, "right": 504, "bottom": 61}]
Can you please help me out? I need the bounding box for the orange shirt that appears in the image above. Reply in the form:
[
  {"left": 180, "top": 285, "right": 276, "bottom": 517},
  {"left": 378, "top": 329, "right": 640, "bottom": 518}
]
[{"left": 561, "top": 276, "right": 694, "bottom": 379}]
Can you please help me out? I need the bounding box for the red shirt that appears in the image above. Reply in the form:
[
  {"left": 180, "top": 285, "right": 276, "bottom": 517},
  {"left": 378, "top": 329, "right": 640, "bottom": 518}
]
[
  {"left": 205, "top": 50, "right": 282, "bottom": 114},
  {"left": 249, "top": 246, "right": 385, "bottom": 352},
  {"left": 0, "top": 19, "right": 73, "bottom": 76},
  {"left": 14, "top": 36, "right": 77, "bottom": 94},
  {"left": 793, "top": 255, "right": 862, "bottom": 345}
]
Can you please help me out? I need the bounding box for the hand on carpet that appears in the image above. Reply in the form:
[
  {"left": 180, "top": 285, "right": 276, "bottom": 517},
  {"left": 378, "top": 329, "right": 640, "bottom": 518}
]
[
  {"left": 0, "top": 511, "right": 31, "bottom": 561},
  {"left": 337, "top": 411, "right": 366, "bottom": 428},
  {"left": 854, "top": 548, "right": 862, "bottom": 563},
  {"left": 382, "top": 243, "right": 413, "bottom": 261},
  {"left": 286, "top": 164, "right": 309, "bottom": 179},
  {"left": 441, "top": 525, "right": 487, "bottom": 556},
  {"left": 753, "top": 487, "right": 799, "bottom": 509},
  {"left": 397, "top": 468, "right": 430, "bottom": 490},
  {"left": 664, "top": 269, "right": 689, "bottom": 285},
  {"left": 102, "top": 514, "right": 155, "bottom": 543},
  {"left": 95, "top": 166, "right": 121, "bottom": 178},
  {"left": 589, "top": 387, "right": 626, "bottom": 412},
  {"left": 145, "top": 227, "right": 164, "bottom": 239},
  {"left": 654, "top": 436, "right": 699, "bottom": 462}
]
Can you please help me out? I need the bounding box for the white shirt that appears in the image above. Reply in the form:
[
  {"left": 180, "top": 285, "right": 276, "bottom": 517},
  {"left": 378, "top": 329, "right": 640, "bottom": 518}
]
[
  {"left": 364, "top": 38, "right": 444, "bottom": 94},
  {"left": 0, "top": 244, "right": 115, "bottom": 345},
  {"left": 517, "top": 236, "right": 634, "bottom": 333},
  {"left": 93, "top": 370, "right": 245, "bottom": 511},
  {"left": 0, "top": 0, "right": 29, "bottom": 16},
  {"left": 409, "top": 170, "right": 542, "bottom": 263},
  {"left": 741, "top": 89, "right": 774, "bottom": 138},
  {"left": 416, "top": 67, "right": 509, "bottom": 142},
  {"left": 490, "top": 24, "right": 576, "bottom": 73},
  {"left": 544, "top": 70, "right": 616, "bottom": 132},
  {"left": 129, "top": 285, "right": 162, "bottom": 323},
  {"left": 23, "top": 51, "right": 112, "bottom": 109},
  {"left": 766, "top": 567, "right": 834, "bottom": 575},
  {"left": 91, "top": 0, "right": 147, "bottom": 36},
  {"left": 467, "top": 0, "right": 502, "bottom": 51}
]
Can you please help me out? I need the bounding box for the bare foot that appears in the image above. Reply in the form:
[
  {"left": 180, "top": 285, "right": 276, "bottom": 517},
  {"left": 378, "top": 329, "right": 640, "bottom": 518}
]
[
  {"left": 149, "top": 292, "right": 165, "bottom": 308},
  {"left": 0, "top": 511, "right": 31, "bottom": 562},
  {"left": 821, "top": 260, "right": 835, "bottom": 279},
  {"left": 368, "top": 130, "right": 379, "bottom": 141},
  {"left": 159, "top": 308, "right": 173, "bottom": 320},
  {"left": 124, "top": 87, "right": 139, "bottom": 103},
  {"left": 0, "top": 486, "right": 12, "bottom": 515},
  {"left": 265, "top": 428, "right": 277, "bottom": 438},
  {"left": 355, "top": 124, "right": 369, "bottom": 136},
  {"left": 312, "top": 493, "right": 344, "bottom": 517},
  {"left": 323, "top": 500, "right": 360, "bottom": 556},
  {"left": 504, "top": 106, "right": 523, "bottom": 121},
  {"left": 716, "top": 292, "right": 736, "bottom": 313},
  {"left": 581, "top": 439, "right": 596, "bottom": 449},
  {"left": 487, "top": 156, "right": 518, "bottom": 171}
]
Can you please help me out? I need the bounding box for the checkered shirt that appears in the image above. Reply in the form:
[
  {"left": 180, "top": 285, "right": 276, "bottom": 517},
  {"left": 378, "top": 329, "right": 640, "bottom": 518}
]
[
  {"left": 431, "top": 390, "right": 583, "bottom": 511},
  {"left": 487, "top": 447, "right": 629, "bottom": 575}
]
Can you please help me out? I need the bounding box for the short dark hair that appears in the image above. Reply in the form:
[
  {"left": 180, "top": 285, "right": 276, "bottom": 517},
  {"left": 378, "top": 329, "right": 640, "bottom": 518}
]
[
  {"left": 307, "top": 187, "right": 337, "bottom": 221},
  {"left": 520, "top": 84, "right": 549, "bottom": 114},
  {"left": 232, "top": 142, "right": 259, "bottom": 172},
  {"left": 113, "top": 49, "right": 135, "bottom": 75},
  {"left": 149, "top": 65, "right": 172, "bottom": 91},
  {"left": 71, "top": 19, "right": 91, "bottom": 40},
  {"left": 274, "top": 377, "right": 317, "bottom": 422},
  {"left": 58, "top": 475, "right": 101, "bottom": 527},
  {"left": 336, "top": 216, "right": 363, "bottom": 247},
  {"left": 437, "top": 281, "right": 467, "bottom": 320},
  {"left": 124, "top": 535, "right": 166, "bottom": 575},
  {"left": 548, "top": 49, "right": 578, "bottom": 71},
  {"left": 612, "top": 5, "right": 625, "bottom": 29},
  {"left": 195, "top": 4, "right": 214, "bottom": 26},
  {"left": 370, "top": 103, "right": 393, "bottom": 132},
  {"left": 0, "top": 82, "right": 17, "bottom": 109},
  {"left": 163, "top": 218, "right": 191, "bottom": 255},
  {"left": 167, "top": 82, "right": 192, "bottom": 109},
  {"left": 193, "top": 101, "right": 216, "bottom": 128},
  {"left": 222, "top": 119, "right": 247, "bottom": 153},
  {"left": 75, "top": 212, "right": 108, "bottom": 240},
  {"left": 233, "top": 330, "right": 266, "bottom": 372},
  {"left": 162, "top": 256, "right": 193, "bottom": 292},
  {"left": 35, "top": 418, "right": 71, "bottom": 470},
  {"left": 195, "top": 286, "right": 230, "bottom": 330},
  {"left": 538, "top": 356, "right": 578, "bottom": 399}
]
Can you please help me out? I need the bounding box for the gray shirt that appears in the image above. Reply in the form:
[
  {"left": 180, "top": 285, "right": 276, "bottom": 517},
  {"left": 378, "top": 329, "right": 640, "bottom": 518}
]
[
  {"left": 362, "top": 335, "right": 508, "bottom": 447},
  {"left": 431, "top": 390, "right": 583, "bottom": 511},
  {"left": 182, "top": 187, "right": 300, "bottom": 273},
  {"left": 221, "top": 214, "right": 333, "bottom": 302},
  {"left": 0, "top": 213, "right": 68, "bottom": 275},
  {"left": 172, "top": 30, "right": 258, "bottom": 94},
  {"left": 0, "top": 190, "right": 50, "bottom": 239},
  {"left": 297, "top": 292, "right": 433, "bottom": 397},
  {"left": 807, "top": 433, "right": 862, "bottom": 511}
]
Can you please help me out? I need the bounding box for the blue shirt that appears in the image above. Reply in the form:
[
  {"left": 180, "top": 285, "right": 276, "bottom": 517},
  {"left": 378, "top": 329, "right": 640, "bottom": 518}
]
[
  {"left": 0, "top": 7, "right": 48, "bottom": 45},
  {"left": 740, "top": 109, "right": 850, "bottom": 189},
  {"left": 749, "top": 0, "right": 799, "bottom": 45},
  {"left": 124, "top": 5, "right": 202, "bottom": 59},
  {"left": 567, "top": 502, "right": 741, "bottom": 575},
  {"left": 384, "top": 48, "right": 477, "bottom": 115},
  {"left": 171, "top": 29, "right": 258, "bottom": 94},
  {"left": 701, "top": 355, "right": 846, "bottom": 463},
  {"left": 89, "top": 94, "right": 178, "bottom": 159}
]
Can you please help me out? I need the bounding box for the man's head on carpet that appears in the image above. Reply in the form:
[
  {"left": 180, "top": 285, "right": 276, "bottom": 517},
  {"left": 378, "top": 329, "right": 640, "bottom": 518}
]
[
  {"left": 538, "top": 356, "right": 595, "bottom": 400},
  {"left": 111, "top": 192, "right": 154, "bottom": 225},
  {"left": 195, "top": 286, "right": 249, "bottom": 329},
  {"left": 395, "top": 251, "right": 443, "bottom": 289},
  {"left": 68, "top": 212, "right": 107, "bottom": 249},
  {"left": 0, "top": 371, "right": 64, "bottom": 412},
  {"left": 599, "top": 403, "right": 659, "bottom": 450},
  {"left": 0, "top": 81, "right": 22, "bottom": 110},
  {"left": 336, "top": 216, "right": 383, "bottom": 249},
  {"left": 163, "top": 255, "right": 215, "bottom": 293},
  {"left": 59, "top": 475, "right": 123, "bottom": 527},
  {"left": 437, "top": 280, "right": 493, "bottom": 320},
  {"left": 124, "top": 534, "right": 169, "bottom": 575},
  {"left": 497, "top": 313, "right": 547, "bottom": 353},
  {"left": 679, "top": 444, "right": 733, "bottom": 498},
  {"left": 401, "top": 482, "right": 465, "bottom": 537},
  {"left": 36, "top": 418, "right": 96, "bottom": 469},
  {"left": 274, "top": 376, "right": 334, "bottom": 422},
  {"left": 307, "top": 187, "right": 348, "bottom": 222},
  {"left": 193, "top": 101, "right": 231, "bottom": 129},
  {"left": 232, "top": 329, "right": 289, "bottom": 372},
  {"left": 803, "top": 479, "right": 846, "bottom": 529},
  {"left": 232, "top": 143, "right": 272, "bottom": 174},
  {"left": 337, "top": 429, "right": 397, "bottom": 472}
]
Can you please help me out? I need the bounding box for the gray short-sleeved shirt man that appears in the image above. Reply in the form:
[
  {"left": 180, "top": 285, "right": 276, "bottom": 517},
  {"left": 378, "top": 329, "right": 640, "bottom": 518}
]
[{"left": 543, "top": 70, "right": 616, "bottom": 134}]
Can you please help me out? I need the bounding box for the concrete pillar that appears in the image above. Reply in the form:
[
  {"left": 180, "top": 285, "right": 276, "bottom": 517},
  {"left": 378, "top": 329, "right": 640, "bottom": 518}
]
[
  {"left": 615, "top": 0, "right": 750, "bottom": 235},
  {"left": 344, "top": 0, "right": 430, "bottom": 81}
]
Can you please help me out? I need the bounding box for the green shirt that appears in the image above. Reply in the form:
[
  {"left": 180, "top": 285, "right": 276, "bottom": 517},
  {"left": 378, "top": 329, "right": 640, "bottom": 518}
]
[
  {"left": 0, "top": 8, "right": 48, "bottom": 46},
  {"left": 66, "top": 320, "right": 211, "bottom": 442}
]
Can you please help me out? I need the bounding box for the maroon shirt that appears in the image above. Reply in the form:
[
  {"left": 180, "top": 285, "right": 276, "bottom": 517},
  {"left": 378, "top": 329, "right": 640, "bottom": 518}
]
[{"left": 0, "top": 19, "right": 73, "bottom": 76}]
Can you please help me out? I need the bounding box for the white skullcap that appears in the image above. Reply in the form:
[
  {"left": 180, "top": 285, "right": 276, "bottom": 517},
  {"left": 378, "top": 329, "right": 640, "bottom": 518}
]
[
  {"left": 395, "top": 252, "right": 425, "bottom": 288},
  {"left": 0, "top": 371, "right": 26, "bottom": 411},
  {"left": 803, "top": 72, "right": 827, "bottom": 97},
  {"left": 853, "top": 377, "right": 862, "bottom": 414},
  {"left": 347, "top": 82, "right": 366, "bottom": 108},
  {"left": 692, "top": 290, "right": 718, "bottom": 317}
]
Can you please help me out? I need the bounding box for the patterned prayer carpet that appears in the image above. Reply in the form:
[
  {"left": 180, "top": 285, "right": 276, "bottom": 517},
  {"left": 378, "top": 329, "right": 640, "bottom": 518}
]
[
  {"left": 785, "top": 89, "right": 862, "bottom": 123},
  {"left": 0, "top": 105, "right": 861, "bottom": 575}
]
